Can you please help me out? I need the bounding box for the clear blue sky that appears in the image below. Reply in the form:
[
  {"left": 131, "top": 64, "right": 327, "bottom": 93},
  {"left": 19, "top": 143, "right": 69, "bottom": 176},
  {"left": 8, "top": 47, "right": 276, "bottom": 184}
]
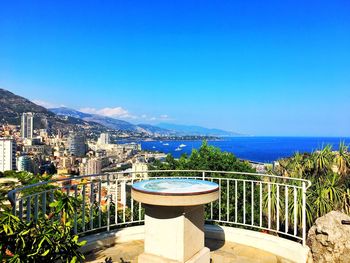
[{"left": 1, "top": 1, "right": 349, "bottom": 136}]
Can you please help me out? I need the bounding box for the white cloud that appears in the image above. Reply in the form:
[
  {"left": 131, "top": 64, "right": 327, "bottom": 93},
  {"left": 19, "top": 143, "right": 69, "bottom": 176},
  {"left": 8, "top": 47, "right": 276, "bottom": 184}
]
[
  {"left": 31, "top": 98, "right": 173, "bottom": 122},
  {"left": 80, "top": 107, "right": 136, "bottom": 119},
  {"left": 80, "top": 106, "right": 172, "bottom": 122},
  {"left": 160, "top": 114, "right": 169, "bottom": 119},
  {"left": 147, "top": 114, "right": 172, "bottom": 122}
]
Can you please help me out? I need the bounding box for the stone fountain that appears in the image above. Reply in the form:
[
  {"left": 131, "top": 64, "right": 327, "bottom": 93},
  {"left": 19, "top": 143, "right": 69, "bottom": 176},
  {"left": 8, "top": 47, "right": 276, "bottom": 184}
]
[{"left": 132, "top": 178, "right": 219, "bottom": 263}]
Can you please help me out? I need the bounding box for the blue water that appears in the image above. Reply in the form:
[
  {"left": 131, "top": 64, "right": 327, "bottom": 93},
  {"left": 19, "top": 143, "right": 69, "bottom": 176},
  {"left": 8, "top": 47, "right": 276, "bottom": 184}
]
[{"left": 138, "top": 137, "right": 350, "bottom": 163}]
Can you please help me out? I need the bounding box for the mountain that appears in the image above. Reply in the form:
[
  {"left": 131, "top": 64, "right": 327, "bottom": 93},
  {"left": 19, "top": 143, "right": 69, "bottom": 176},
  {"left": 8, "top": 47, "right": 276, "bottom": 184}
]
[
  {"left": 50, "top": 107, "right": 240, "bottom": 137},
  {"left": 0, "top": 88, "right": 54, "bottom": 122},
  {"left": 0, "top": 89, "right": 240, "bottom": 137},
  {"left": 47, "top": 107, "right": 91, "bottom": 119},
  {"left": 50, "top": 107, "right": 171, "bottom": 134},
  {"left": 50, "top": 107, "right": 141, "bottom": 132},
  {"left": 137, "top": 124, "right": 174, "bottom": 136},
  {"left": 0, "top": 88, "right": 107, "bottom": 133},
  {"left": 157, "top": 123, "right": 241, "bottom": 137}
]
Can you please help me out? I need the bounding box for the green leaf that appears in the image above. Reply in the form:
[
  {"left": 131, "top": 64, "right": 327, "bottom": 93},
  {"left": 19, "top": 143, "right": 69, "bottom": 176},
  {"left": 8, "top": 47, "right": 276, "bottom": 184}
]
[
  {"left": 20, "top": 229, "right": 30, "bottom": 235},
  {"left": 49, "top": 201, "right": 59, "bottom": 207},
  {"left": 41, "top": 249, "right": 50, "bottom": 256},
  {"left": 78, "top": 240, "right": 87, "bottom": 246}
]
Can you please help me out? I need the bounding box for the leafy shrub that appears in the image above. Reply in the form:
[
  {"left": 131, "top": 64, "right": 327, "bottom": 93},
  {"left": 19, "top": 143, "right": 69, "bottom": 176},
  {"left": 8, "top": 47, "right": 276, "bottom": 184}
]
[{"left": 0, "top": 192, "right": 86, "bottom": 263}]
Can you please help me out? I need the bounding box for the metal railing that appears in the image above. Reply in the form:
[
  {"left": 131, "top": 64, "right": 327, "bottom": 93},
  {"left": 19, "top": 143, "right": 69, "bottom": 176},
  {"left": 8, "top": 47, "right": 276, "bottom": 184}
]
[{"left": 7, "top": 170, "right": 311, "bottom": 246}]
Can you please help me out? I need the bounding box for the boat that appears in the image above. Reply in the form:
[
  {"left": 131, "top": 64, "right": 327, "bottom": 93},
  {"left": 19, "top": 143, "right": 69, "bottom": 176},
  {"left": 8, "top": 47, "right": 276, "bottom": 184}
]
[
  {"left": 163, "top": 143, "right": 169, "bottom": 146},
  {"left": 175, "top": 147, "right": 182, "bottom": 151},
  {"left": 179, "top": 144, "right": 186, "bottom": 148},
  {"left": 152, "top": 146, "right": 156, "bottom": 149}
]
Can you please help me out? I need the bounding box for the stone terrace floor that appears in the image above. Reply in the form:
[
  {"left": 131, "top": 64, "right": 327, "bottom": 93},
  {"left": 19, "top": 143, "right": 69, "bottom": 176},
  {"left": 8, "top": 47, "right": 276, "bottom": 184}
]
[{"left": 85, "top": 238, "right": 293, "bottom": 263}]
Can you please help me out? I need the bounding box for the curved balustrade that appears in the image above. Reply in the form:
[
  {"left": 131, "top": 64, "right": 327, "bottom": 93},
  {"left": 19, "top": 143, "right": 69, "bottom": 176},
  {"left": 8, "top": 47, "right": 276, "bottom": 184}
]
[{"left": 7, "top": 170, "right": 311, "bottom": 246}]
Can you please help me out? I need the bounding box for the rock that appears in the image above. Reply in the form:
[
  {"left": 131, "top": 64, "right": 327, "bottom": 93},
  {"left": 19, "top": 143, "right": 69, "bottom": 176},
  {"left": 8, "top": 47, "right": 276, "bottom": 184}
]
[{"left": 307, "top": 211, "right": 350, "bottom": 263}]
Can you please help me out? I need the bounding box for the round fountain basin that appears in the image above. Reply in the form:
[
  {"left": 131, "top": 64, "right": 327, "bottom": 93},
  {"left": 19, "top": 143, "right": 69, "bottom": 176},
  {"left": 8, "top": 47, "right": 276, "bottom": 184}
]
[{"left": 132, "top": 178, "right": 219, "bottom": 206}]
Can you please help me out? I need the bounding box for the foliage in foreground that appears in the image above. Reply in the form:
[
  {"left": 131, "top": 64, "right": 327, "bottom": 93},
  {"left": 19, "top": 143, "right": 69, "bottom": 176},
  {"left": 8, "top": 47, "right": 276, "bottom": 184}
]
[
  {"left": 0, "top": 192, "right": 86, "bottom": 263},
  {"left": 0, "top": 171, "right": 54, "bottom": 206},
  {"left": 271, "top": 142, "right": 350, "bottom": 228}
]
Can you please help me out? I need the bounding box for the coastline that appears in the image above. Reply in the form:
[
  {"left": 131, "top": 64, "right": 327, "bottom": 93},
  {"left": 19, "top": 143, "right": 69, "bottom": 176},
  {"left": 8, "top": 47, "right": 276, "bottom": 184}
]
[{"left": 137, "top": 136, "right": 350, "bottom": 164}]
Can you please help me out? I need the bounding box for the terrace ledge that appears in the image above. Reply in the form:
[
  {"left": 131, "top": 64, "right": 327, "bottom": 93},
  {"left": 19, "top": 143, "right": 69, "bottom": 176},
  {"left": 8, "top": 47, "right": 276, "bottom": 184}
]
[{"left": 80, "top": 225, "right": 310, "bottom": 263}]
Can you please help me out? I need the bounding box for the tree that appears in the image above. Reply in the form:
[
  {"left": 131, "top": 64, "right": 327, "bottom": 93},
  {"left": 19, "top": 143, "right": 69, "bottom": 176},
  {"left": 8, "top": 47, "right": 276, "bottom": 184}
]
[
  {"left": 334, "top": 142, "right": 350, "bottom": 177},
  {"left": 272, "top": 143, "right": 350, "bottom": 230},
  {"left": 149, "top": 141, "right": 258, "bottom": 224},
  {"left": 150, "top": 141, "right": 255, "bottom": 175}
]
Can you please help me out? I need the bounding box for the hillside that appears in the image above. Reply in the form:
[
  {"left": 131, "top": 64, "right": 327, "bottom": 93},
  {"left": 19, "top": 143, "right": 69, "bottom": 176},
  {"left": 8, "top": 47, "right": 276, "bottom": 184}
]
[
  {"left": 157, "top": 123, "right": 242, "bottom": 137},
  {"left": 0, "top": 89, "right": 240, "bottom": 137},
  {"left": 0, "top": 89, "right": 107, "bottom": 134},
  {"left": 50, "top": 108, "right": 239, "bottom": 137},
  {"left": 50, "top": 107, "right": 172, "bottom": 134}
]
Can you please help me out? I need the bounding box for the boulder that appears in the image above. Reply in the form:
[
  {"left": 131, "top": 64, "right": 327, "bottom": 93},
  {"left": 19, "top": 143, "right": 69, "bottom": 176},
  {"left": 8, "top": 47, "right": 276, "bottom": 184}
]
[{"left": 307, "top": 211, "right": 350, "bottom": 263}]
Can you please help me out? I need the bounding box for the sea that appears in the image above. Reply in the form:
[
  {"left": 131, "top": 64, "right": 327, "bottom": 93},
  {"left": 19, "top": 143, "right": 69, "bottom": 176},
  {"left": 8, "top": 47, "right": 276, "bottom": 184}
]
[{"left": 135, "top": 137, "right": 350, "bottom": 163}]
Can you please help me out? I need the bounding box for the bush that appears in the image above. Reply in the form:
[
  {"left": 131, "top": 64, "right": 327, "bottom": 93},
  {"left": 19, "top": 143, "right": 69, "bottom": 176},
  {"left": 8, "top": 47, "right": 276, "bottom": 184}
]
[{"left": 0, "top": 193, "right": 86, "bottom": 263}]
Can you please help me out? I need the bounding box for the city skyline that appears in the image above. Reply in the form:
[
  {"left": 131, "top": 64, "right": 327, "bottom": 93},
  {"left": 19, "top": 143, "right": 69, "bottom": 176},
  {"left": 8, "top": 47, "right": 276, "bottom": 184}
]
[{"left": 1, "top": 1, "right": 350, "bottom": 136}]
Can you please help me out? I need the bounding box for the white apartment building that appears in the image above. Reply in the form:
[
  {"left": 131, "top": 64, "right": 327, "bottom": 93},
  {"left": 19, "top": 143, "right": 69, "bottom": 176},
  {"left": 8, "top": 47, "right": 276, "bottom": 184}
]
[
  {"left": 97, "top": 132, "right": 110, "bottom": 145},
  {"left": 21, "top": 112, "right": 34, "bottom": 139},
  {"left": 80, "top": 157, "right": 102, "bottom": 175},
  {"left": 0, "top": 138, "right": 17, "bottom": 172}
]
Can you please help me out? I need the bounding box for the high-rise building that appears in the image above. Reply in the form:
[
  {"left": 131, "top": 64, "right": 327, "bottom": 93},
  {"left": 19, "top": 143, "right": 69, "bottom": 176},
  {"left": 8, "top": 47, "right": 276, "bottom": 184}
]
[
  {"left": 97, "top": 132, "right": 110, "bottom": 145},
  {"left": 0, "top": 138, "right": 17, "bottom": 172},
  {"left": 21, "top": 112, "right": 34, "bottom": 139},
  {"left": 80, "top": 157, "right": 102, "bottom": 175},
  {"left": 67, "top": 133, "right": 87, "bottom": 157},
  {"left": 17, "top": 155, "right": 33, "bottom": 173},
  {"left": 56, "top": 129, "right": 63, "bottom": 139}
]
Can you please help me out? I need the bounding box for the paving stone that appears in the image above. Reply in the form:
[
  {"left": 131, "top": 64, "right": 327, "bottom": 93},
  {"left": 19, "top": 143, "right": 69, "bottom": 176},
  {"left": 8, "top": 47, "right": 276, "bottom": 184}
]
[{"left": 85, "top": 239, "right": 288, "bottom": 263}]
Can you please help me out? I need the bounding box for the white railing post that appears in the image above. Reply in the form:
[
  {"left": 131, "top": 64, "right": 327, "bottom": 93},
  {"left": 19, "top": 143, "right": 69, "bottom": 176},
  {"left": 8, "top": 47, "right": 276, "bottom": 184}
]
[
  {"left": 302, "top": 182, "right": 306, "bottom": 246},
  {"left": 131, "top": 178, "right": 134, "bottom": 222},
  {"left": 107, "top": 174, "right": 110, "bottom": 232},
  {"left": 115, "top": 179, "right": 118, "bottom": 224},
  {"left": 74, "top": 187, "right": 78, "bottom": 234},
  {"left": 219, "top": 179, "right": 222, "bottom": 220},
  {"left": 210, "top": 178, "right": 213, "bottom": 220},
  {"left": 82, "top": 184, "right": 86, "bottom": 232},
  {"left": 285, "top": 185, "right": 289, "bottom": 233},
  {"left": 268, "top": 183, "right": 271, "bottom": 230},
  {"left": 202, "top": 171, "right": 205, "bottom": 180},
  {"left": 227, "top": 180, "right": 230, "bottom": 222},
  {"left": 293, "top": 187, "right": 297, "bottom": 236},
  {"left": 251, "top": 181, "right": 254, "bottom": 226},
  {"left": 276, "top": 184, "right": 280, "bottom": 231},
  {"left": 235, "top": 180, "right": 237, "bottom": 223},
  {"left": 259, "top": 182, "right": 262, "bottom": 227},
  {"left": 243, "top": 181, "right": 246, "bottom": 224}
]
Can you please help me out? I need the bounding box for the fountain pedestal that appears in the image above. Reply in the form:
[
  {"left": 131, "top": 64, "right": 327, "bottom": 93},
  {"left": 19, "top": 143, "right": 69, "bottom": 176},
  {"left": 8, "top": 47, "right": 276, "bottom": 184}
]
[{"left": 132, "top": 179, "right": 219, "bottom": 263}]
